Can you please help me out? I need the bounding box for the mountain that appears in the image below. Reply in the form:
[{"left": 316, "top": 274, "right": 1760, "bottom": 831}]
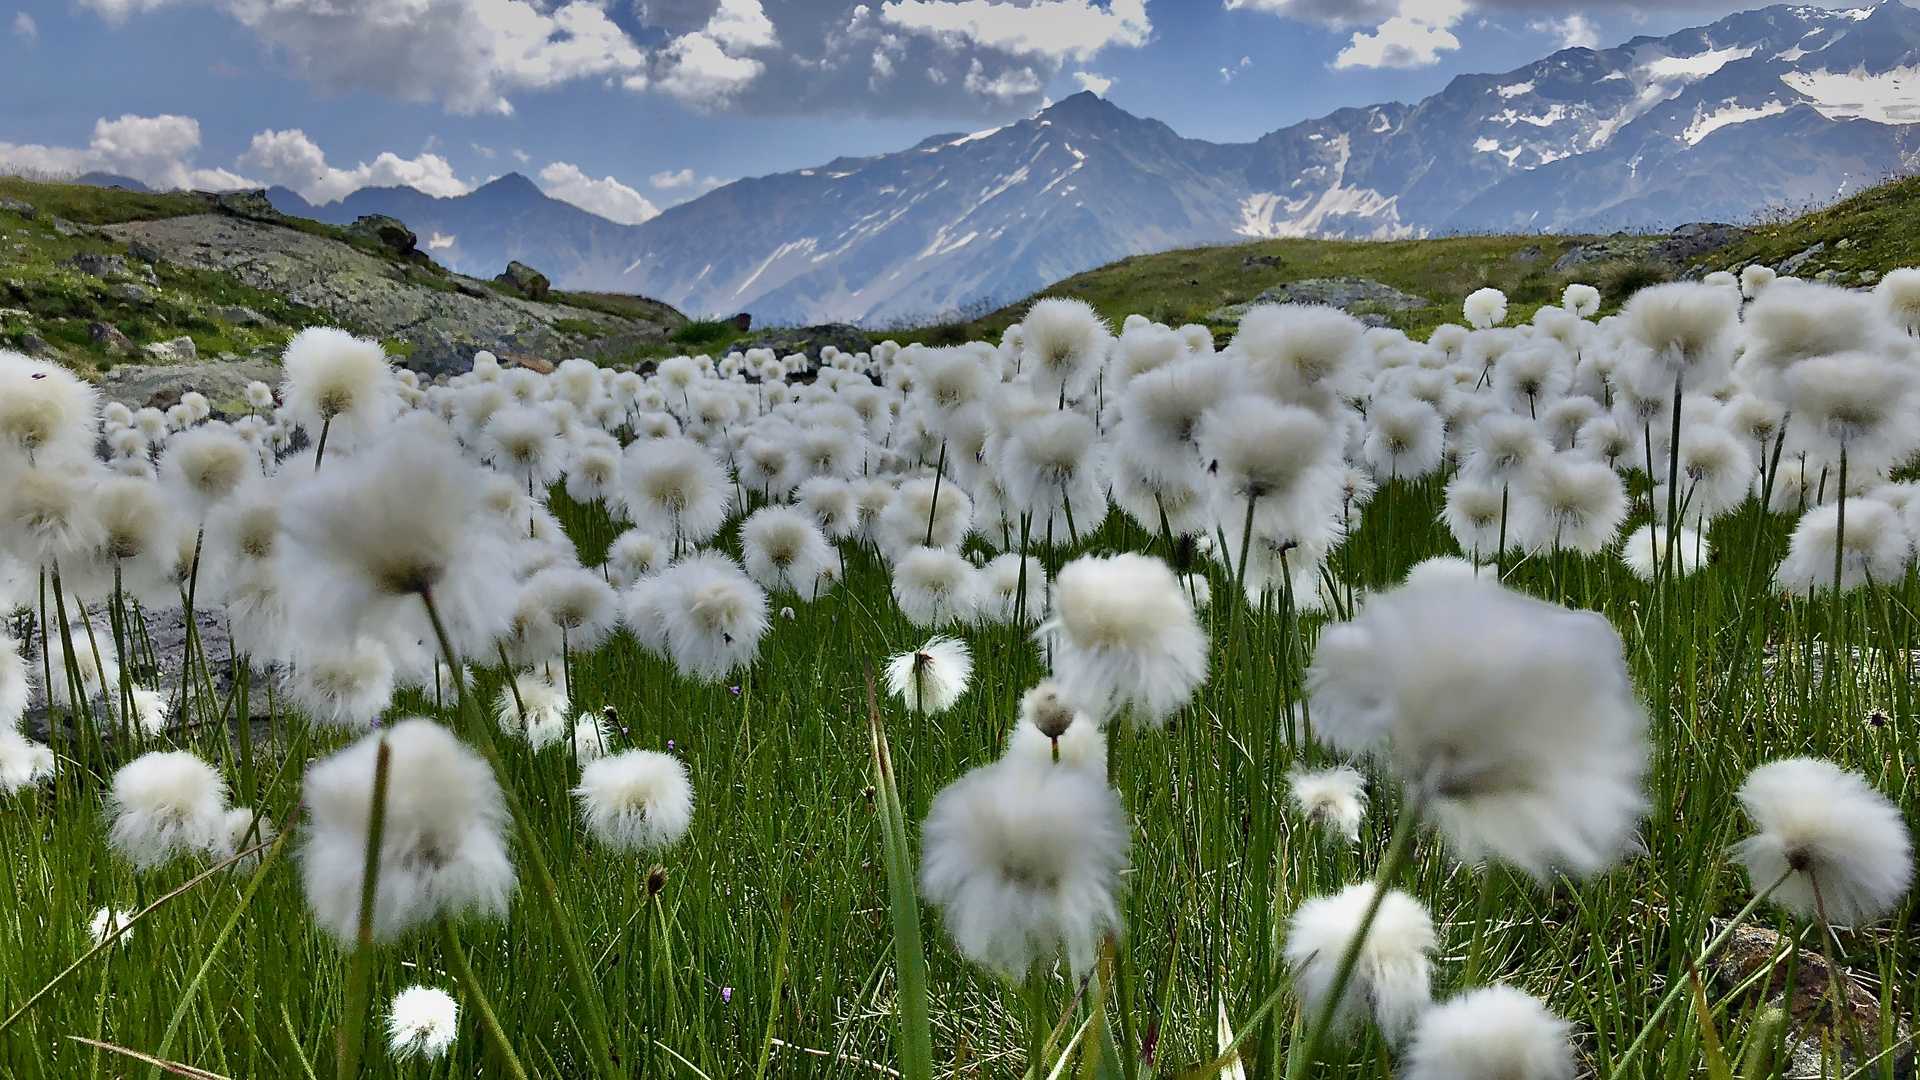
[{"left": 275, "top": 2, "right": 1920, "bottom": 325}]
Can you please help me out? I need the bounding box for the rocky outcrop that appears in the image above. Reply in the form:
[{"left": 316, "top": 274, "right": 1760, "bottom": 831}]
[
  {"left": 1206, "top": 276, "right": 1429, "bottom": 327},
  {"left": 343, "top": 215, "right": 419, "bottom": 259},
  {"left": 734, "top": 323, "right": 871, "bottom": 360},
  {"left": 101, "top": 214, "right": 678, "bottom": 376},
  {"left": 97, "top": 359, "right": 283, "bottom": 412},
  {"left": 495, "top": 261, "right": 552, "bottom": 301},
  {"left": 1552, "top": 223, "right": 1749, "bottom": 274}
]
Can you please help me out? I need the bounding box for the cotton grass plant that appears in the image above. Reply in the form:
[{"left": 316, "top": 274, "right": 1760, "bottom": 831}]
[{"left": 0, "top": 275, "right": 1918, "bottom": 1080}]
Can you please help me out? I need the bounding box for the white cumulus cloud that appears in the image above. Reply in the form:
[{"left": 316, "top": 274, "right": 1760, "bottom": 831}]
[
  {"left": 241, "top": 129, "right": 472, "bottom": 204},
  {"left": 879, "top": 0, "right": 1150, "bottom": 61},
  {"left": 538, "top": 162, "right": 661, "bottom": 224},
  {"left": 1530, "top": 14, "right": 1600, "bottom": 49},
  {"left": 650, "top": 0, "right": 779, "bottom": 111},
  {"left": 76, "top": 0, "right": 647, "bottom": 115},
  {"left": 1072, "top": 70, "right": 1111, "bottom": 95},
  {"left": 13, "top": 12, "right": 36, "bottom": 40},
  {"left": 1333, "top": 0, "right": 1465, "bottom": 69},
  {"left": 649, "top": 168, "right": 727, "bottom": 193},
  {"left": 0, "top": 114, "right": 254, "bottom": 191}
]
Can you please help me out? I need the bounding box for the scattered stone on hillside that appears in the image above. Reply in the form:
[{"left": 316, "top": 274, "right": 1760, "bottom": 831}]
[
  {"left": 50, "top": 217, "right": 94, "bottom": 238},
  {"left": 1510, "top": 245, "right": 1544, "bottom": 262},
  {"left": 1712, "top": 921, "right": 1913, "bottom": 1080},
  {"left": 101, "top": 214, "right": 678, "bottom": 376},
  {"left": 126, "top": 238, "right": 164, "bottom": 266},
  {"left": 206, "top": 190, "right": 285, "bottom": 223},
  {"left": 1207, "top": 276, "right": 1428, "bottom": 326},
  {"left": 1778, "top": 242, "right": 1826, "bottom": 276},
  {"left": 142, "top": 336, "right": 198, "bottom": 364},
  {"left": 0, "top": 197, "right": 33, "bottom": 217},
  {"left": 729, "top": 312, "right": 753, "bottom": 332},
  {"left": 17, "top": 331, "right": 52, "bottom": 355},
  {"left": 496, "top": 260, "right": 552, "bottom": 301},
  {"left": 736, "top": 323, "right": 872, "bottom": 360},
  {"left": 109, "top": 283, "right": 147, "bottom": 302},
  {"left": 214, "top": 304, "right": 266, "bottom": 326},
  {"left": 1553, "top": 222, "right": 1749, "bottom": 274},
  {"left": 88, "top": 321, "right": 132, "bottom": 349},
  {"left": 62, "top": 251, "right": 132, "bottom": 279},
  {"left": 510, "top": 355, "right": 556, "bottom": 375},
  {"left": 344, "top": 214, "right": 419, "bottom": 259},
  {"left": 456, "top": 280, "right": 491, "bottom": 299},
  {"left": 1242, "top": 253, "right": 1283, "bottom": 269},
  {"left": 97, "top": 358, "right": 284, "bottom": 412}
]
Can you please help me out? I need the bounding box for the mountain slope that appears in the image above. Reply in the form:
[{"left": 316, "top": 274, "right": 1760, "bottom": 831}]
[{"left": 271, "top": 2, "right": 1920, "bottom": 325}]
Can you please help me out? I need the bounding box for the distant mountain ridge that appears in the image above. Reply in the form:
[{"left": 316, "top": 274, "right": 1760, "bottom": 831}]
[{"left": 265, "top": 1, "right": 1920, "bottom": 325}]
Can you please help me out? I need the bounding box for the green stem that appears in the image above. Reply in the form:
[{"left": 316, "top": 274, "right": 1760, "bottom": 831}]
[
  {"left": 420, "top": 586, "right": 621, "bottom": 1080},
  {"left": 1607, "top": 868, "right": 1792, "bottom": 1078},
  {"left": 438, "top": 917, "right": 533, "bottom": 1080},
  {"left": 336, "top": 736, "right": 393, "bottom": 1080}
]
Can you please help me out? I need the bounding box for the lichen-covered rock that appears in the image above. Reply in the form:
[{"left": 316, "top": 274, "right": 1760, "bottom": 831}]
[
  {"left": 101, "top": 214, "right": 676, "bottom": 376},
  {"left": 1206, "top": 276, "right": 1428, "bottom": 326},
  {"left": 97, "top": 359, "right": 284, "bottom": 412},
  {"left": 496, "top": 260, "right": 551, "bottom": 301},
  {"left": 142, "top": 336, "right": 198, "bottom": 364}
]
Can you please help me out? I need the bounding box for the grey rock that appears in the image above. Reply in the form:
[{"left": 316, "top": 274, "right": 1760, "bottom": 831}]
[
  {"left": 495, "top": 260, "right": 551, "bottom": 301},
  {"left": 50, "top": 217, "right": 91, "bottom": 238},
  {"left": 1254, "top": 276, "right": 1429, "bottom": 313},
  {"left": 213, "top": 304, "right": 266, "bottom": 326},
  {"left": 62, "top": 251, "right": 132, "bottom": 279},
  {"left": 143, "top": 336, "right": 199, "bottom": 364},
  {"left": 1779, "top": 242, "right": 1826, "bottom": 276},
  {"left": 0, "top": 197, "right": 33, "bottom": 217},
  {"left": 1510, "top": 245, "right": 1544, "bottom": 262},
  {"left": 735, "top": 323, "right": 872, "bottom": 362},
  {"left": 17, "top": 331, "right": 53, "bottom": 356},
  {"left": 455, "top": 280, "right": 492, "bottom": 299},
  {"left": 1242, "top": 253, "right": 1284, "bottom": 270},
  {"left": 88, "top": 321, "right": 133, "bottom": 349},
  {"left": 126, "top": 238, "right": 164, "bottom": 265},
  {"left": 109, "top": 283, "right": 147, "bottom": 302},
  {"left": 205, "top": 190, "right": 285, "bottom": 223},
  {"left": 1552, "top": 234, "right": 1663, "bottom": 273},
  {"left": 96, "top": 359, "right": 284, "bottom": 411},
  {"left": 344, "top": 214, "right": 418, "bottom": 258}
]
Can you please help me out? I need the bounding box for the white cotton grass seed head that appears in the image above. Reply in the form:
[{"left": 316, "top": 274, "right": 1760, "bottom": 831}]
[
  {"left": 1773, "top": 499, "right": 1909, "bottom": 595},
  {"left": 884, "top": 636, "right": 974, "bottom": 714},
  {"left": 1285, "top": 883, "right": 1436, "bottom": 1043},
  {"left": 919, "top": 759, "right": 1128, "bottom": 979},
  {"left": 1874, "top": 266, "right": 1920, "bottom": 336},
  {"left": 0, "top": 728, "right": 56, "bottom": 794},
  {"left": 387, "top": 985, "right": 460, "bottom": 1062},
  {"left": 281, "top": 327, "right": 398, "bottom": 446},
  {"left": 1306, "top": 575, "right": 1648, "bottom": 880},
  {"left": 739, "top": 505, "right": 841, "bottom": 599},
  {"left": 1005, "top": 681, "right": 1106, "bottom": 777},
  {"left": 1464, "top": 287, "right": 1507, "bottom": 329},
  {"left": 978, "top": 553, "right": 1048, "bottom": 626},
  {"left": 496, "top": 670, "right": 570, "bottom": 749},
  {"left": 285, "top": 638, "right": 395, "bottom": 730},
  {"left": 1403, "top": 985, "right": 1575, "bottom": 1080},
  {"left": 1288, "top": 765, "right": 1368, "bottom": 844},
  {"left": 1042, "top": 553, "right": 1208, "bottom": 726},
  {"left": 132, "top": 686, "right": 172, "bottom": 737},
  {"left": 891, "top": 547, "right": 979, "bottom": 629},
  {"left": 1563, "top": 283, "right": 1601, "bottom": 317},
  {"left": 1019, "top": 297, "right": 1112, "bottom": 401},
  {"left": 575, "top": 749, "right": 694, "bottom": 852},
  {"left": 654, "top": 552, "right": 769, "bottom": 680},
  {"left": 0, "top": 632, "right": 30, "bottom": 729},
  {"left": 570, "top": 712, "right": 613, "bottom": 762},
  {"left": 1733, "top": 758, "right": 1912, "bottom": 927},
  {"left": 0, "top": 350, "right": 99, "bottom": 466},
  {"left": 302, "top": 718, "right": 513, "bottom": 942},
  {"left": 107, "top": 750, "right": 230, "bottom": 870},
  {"left": 1621, "top": 523, "right": 1709, "bottom": 582}
]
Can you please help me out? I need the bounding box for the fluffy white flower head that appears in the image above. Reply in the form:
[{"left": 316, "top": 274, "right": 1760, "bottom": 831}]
[
  {"left": 1734, "top": 757, "right": 1912, "bottom": 927},
  {"left": 884, "top": 636, "right": 974, "bottom": 714},
  {"left": 575, "top": 749, "right": 695, "bottom": 852}
]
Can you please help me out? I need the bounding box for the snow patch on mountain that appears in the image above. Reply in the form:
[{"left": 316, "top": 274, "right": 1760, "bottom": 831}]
[{"left": 1783, "top": 64, "right": 1920, "bottom": 123}]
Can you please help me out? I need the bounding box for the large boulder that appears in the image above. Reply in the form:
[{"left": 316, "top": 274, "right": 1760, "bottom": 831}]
[
  {"left": 142, "top": 336, "right": 198, "bottom": 364},
  {"left": 734, "top": 323, "right": 872, "bottom": 361},
  {"left": 344, "top": 215, "right": 419, "bottom": 259},
  {"left": 495, "top": 261, "right": 551, "bottom": 301},
  {"left": 1553, "top": 223, "right": 1748, "bottom": 274}
]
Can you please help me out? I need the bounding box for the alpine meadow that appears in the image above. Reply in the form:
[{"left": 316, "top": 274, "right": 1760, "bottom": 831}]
[
  {"left": 3, "top": 249, "right": 1919, "bottom": 1080},
  {"left": 8, "top": 2, "right": 1920, "bottom": 1073}
]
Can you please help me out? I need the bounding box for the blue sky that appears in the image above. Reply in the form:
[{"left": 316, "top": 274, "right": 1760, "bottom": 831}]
[{"left": 0, "top": 0, "right": 1818, "bottom": 223}]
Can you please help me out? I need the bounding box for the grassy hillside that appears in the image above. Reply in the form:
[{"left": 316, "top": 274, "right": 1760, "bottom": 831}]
[
  {"left": 1695, "top": 173, "right": 1920, "bottom": 284},
  {"left": 893, "top": 173, "right": 1920, "bottom": 347}
]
